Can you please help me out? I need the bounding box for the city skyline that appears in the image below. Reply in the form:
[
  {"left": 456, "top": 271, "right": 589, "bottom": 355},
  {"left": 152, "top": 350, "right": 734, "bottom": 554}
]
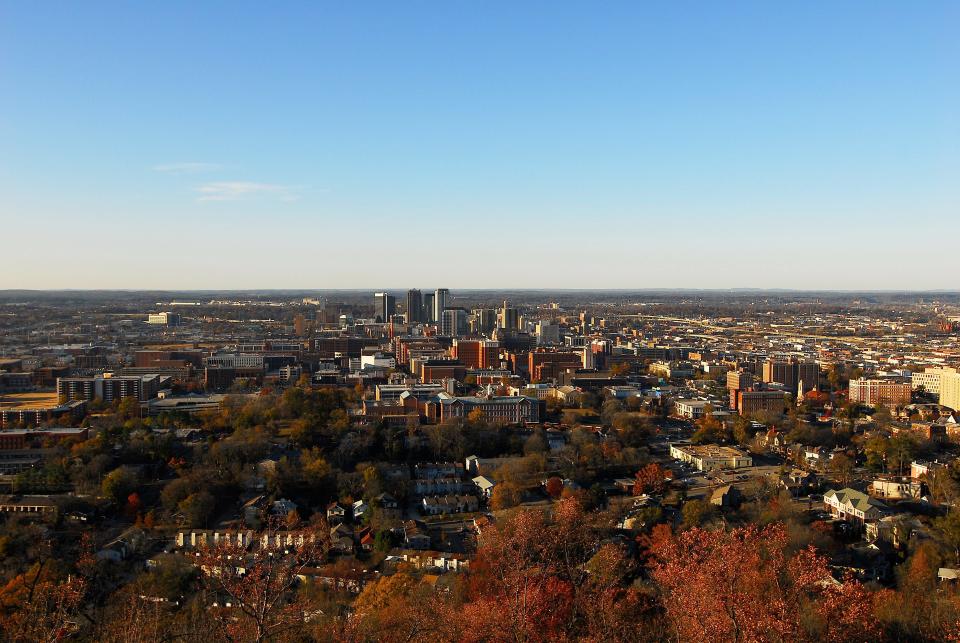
[{"left": 2, "top": 2, "right": 958, "bottom": 290}]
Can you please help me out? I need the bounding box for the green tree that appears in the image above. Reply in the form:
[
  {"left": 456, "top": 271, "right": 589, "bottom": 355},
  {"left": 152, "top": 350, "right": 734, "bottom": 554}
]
[
  {"left": 178, "top": 490, "right": 216, "bottom": 528},
  {"left": 101, "top": 466, "right": 138, "bottom": 504}
]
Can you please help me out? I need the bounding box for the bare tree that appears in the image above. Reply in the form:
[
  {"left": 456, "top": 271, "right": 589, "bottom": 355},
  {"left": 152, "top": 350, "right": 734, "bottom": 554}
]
[{"left": 194, "top": 519, "right": 330, "bottom": 643}]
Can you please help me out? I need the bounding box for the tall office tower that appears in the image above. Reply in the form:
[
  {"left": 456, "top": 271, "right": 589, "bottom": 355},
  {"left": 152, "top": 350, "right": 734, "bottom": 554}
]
[
  {"left": 374, "top": 292, "right": 396, "bottom": 322},
  {"left": 473, "top": 308, "right": 497, "bottom": 334},
  {"left": 423, "top": 293, "right": 435, "bottom": 322},
  {"left": 406, "top": 289, "right": 423, "bottom": 323},
  {"left": 434, "top": 288, "right": 449, "bottom": 322},
  {"left": 441, "top": 308, "right": 468, "bottom": 337},
  {"left": 499, "top": 300, "right": 519, "bottom": 330}
]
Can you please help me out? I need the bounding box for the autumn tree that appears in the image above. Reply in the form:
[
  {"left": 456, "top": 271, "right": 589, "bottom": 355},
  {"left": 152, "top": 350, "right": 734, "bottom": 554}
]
[
  {"left": 633, "top": 463, "right": 667, "bottom": 496},
  {"left": 648, "top": 523, "right": 884, "bottom": 643}
]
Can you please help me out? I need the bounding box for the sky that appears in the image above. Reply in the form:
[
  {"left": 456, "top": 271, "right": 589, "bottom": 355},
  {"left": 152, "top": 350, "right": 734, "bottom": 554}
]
[{"left": 1, "top": 2, "right": 958, "bottom": 290}]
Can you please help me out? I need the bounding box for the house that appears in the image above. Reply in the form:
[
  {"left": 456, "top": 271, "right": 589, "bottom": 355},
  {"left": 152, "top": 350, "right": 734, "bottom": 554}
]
[
  {"left": 389, "top": 548, "right": 471, "bottom": 572},
  {"left": 869, "top": 478, "right": 922, "bottom": 501},
  {"left": 403, "top": 520, "right": 431, "bottom": 550},
  {"left": 421, "top": 494, "right": 480, "bottom": 516},
  {"left": 911, "top": 460, "right": 947, "bottom": 480},
  {"left": 329, "top": 524, "right": 354, "bottom": 554},
  {"left": 780, "top": 469, "right": 818, "bottom": 497},
  {"left": 352, "top": 499, "right": 369, "bottom": 520},
  {"left": 271, "top": 498, "right": 298, "bottom": 516},
  {"left": 939, "top": 568, "right": 960, "bottom": 583},
  {"left": 472, "top": 476, "right": 496, "bottom": 499},
  {"left": 373, "top": 492, "right": 401, "bottom": 519},
  {"left": 710, "top": 485, "right": 741, "bottom": 508},
  {"left": 866, "top": 514, "right": 927, "bottom": 547},
  {"left": 824, "top": 488, "right": 886, "bottom": 525},
  {"left": 359, "top": 531, "right": 376, "bottom": 552},
  {"left": 326, "top": 502, "right": 346, "bottom": 525}
]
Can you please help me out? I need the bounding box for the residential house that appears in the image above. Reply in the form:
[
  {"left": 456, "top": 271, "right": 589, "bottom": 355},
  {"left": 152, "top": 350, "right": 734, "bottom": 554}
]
[{"left": 824, "top": 488, "right": 886, "bottom": 526}]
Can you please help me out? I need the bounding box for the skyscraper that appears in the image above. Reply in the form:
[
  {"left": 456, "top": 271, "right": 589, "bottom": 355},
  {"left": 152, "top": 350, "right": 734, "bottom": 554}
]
[
  {"left": 406, "top": 289, "right": 423, "bottom": 323},
  {"left": 374, "top": 292, "right": 396, "bottom": 322},
  {"left": 423, "top": 293, "right": 435, "bottom": 322},
  {"left": 434, "top": 288, "right": 449, "bottom": 323},
  {"left": 499, "top": 300, "right": 519, "bottom": 331},
  {"left": 442, "top": 307, "right": 468, "bottom": 337}
]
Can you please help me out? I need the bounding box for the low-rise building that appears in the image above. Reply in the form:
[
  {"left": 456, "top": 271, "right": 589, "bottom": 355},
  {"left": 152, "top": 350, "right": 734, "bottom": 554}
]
[
  {"left": 669, "top": 444, "right": 752, "bottom": 471},
  {"left": 824, "top": 487, "right": 885, "bottom": 525}
]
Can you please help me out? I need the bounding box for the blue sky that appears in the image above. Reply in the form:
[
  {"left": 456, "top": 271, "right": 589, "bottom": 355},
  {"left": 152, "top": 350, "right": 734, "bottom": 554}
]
[{"left": 1, "top": 3, "right": 957, "bottom": 290}]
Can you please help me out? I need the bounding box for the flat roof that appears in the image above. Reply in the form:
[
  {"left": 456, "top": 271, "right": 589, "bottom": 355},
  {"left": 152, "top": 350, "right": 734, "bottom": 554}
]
[{"left": 0, "top": 392, "right": 62, "bottom": 410}]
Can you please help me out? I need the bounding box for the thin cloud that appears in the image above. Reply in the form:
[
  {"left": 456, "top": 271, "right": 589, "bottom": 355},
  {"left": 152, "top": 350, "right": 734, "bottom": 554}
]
[
  {"left": 154, "top": 162, "right": 223, "bottom": 174},
  {"left": 195, "top": 181, "right": 299, "bottom": 202}
]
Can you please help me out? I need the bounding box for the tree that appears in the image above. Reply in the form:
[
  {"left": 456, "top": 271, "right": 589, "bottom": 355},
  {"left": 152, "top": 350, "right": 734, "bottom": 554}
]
[
  {"left": 633, "top": 463, "right": 667, "bottom": 496},
  {"left": 195, "top": 520, "right": 330, "bottom": 642},
  {"left": 827, "top": 452, "right": 855, "bottom": 485},
  {"left": 101, "top": 466, "right": 137, "bottom": 504},
  {"left": 544, "top": 476, "right": 564, "bottom": 499},
  {"left": 648, "top": 523, "right": 884, "bottom": 643},
  {"left": 926, "top": 467, "right": 960, "bottom": 506},
  {"left": 680, "top": 499, "right": 712, "bottom": 528},
  {"left": 490, "top": 481, "right": 522, "bottom": 510},
  {"left": 612, "top": 413, "right": 654, "bottom": 447},
  {"left": 178, "top": 490, "right": 215, "bottom": 528},
  {"left": 935, "top": 509, "right": 960, "bottom": 565}
]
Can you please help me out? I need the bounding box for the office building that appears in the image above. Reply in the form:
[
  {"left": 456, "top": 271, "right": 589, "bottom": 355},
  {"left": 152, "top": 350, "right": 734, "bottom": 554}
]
[
  {"left": 452, "top": 339, "right": 500, "bottom": 369},
  {"left": 406, "top": 289, "right": 424, "bottom": 323},
  {"left": 433, "top": 288, "right": 449, "bottom": 323},
  {"left": 473, "top": 308, "right": 497, "bottom": 334},
  {"left": 848, "top": 378, "right": 912, "bottom": 408},
  {"left": 736, "top": 389, "right": 786, "bottom": 415},
  {"left": 499, "top": 300, "right": 519, "bottom": 331},
  {"left": 940, "top": 370, "right": 960, "bottom": 412},
  {"left": 147, "top": 312, "right": 182, "bottom": 326},
  {"left": 762, "top": 358, "right": 819, "bottom": 395},
  {"left": 423, "top": 293, "right": 436, "bottom": 322},
  {"left": 374, "top": 292, "right": 396, "bottom": 322},
  {"left": 911, "top": 366, "right": 959, "bottom": 398},
  {"left": 670, "top": 444, "right": 752, "bottom": 471},
  {"left": 441, "top": 308, "right": 468, "bottom": 337},
  {"left": 535, "top": 321, "right": 560, "bottom": 345},
  {"left": 726, "top": 370, "right": 754, "bottom": 409}
]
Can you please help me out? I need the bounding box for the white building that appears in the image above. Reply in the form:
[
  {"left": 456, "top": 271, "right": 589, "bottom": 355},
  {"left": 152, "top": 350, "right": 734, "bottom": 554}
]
[
  {"left": 669, "top": 444, "right": 752, "bottom": 471},
  {"left": 673, "top": 399, "right": 709, "bottom": 419},
  {"left": 824, "top": 488, "right": 885, "bottom": 525}
]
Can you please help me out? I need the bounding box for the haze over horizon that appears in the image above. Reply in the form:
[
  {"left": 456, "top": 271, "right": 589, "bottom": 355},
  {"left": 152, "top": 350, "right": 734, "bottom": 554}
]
[{"left": 2, "top": 3, "right": 957, "bottom": 290}]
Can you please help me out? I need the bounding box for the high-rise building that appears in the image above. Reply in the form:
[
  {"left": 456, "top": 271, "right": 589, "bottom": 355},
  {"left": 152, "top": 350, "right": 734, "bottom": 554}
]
[
  {"left": 938, "top": 370, "right": 960, "bottom": 412},
  {"left": 473, "top": 308, "right": 497, "bottom": 334},
  {"left": 535, "top": 321, "right": 560, "bottom": 345},
  {"left": 762, "top": 358, "right": 819, "bottom": 395},
  {"left": 406, "top": 289, "right": 423, "bottom": 323},
  {"left": 423, "top": 293, "right": 435, "bottom": 322},
  {"left": 441, "top": 308, "right": 468, "bottom": 337},
  {"left": 374, "top": 292, "right": 396, "bottom": 322},
  {"left": 434, "top": 288, "right": 449, "bottom": 323},
  {"left": 499, "top": 300, "right": 519, "bottom": 331},
  {"left": 911, "top": 366, "right": 958, "bottom": 398}
]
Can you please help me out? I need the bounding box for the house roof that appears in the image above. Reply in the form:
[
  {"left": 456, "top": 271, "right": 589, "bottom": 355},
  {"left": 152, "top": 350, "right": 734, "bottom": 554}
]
[{"left": 825, "top": 488, "right": 885, "bottom": 512}]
